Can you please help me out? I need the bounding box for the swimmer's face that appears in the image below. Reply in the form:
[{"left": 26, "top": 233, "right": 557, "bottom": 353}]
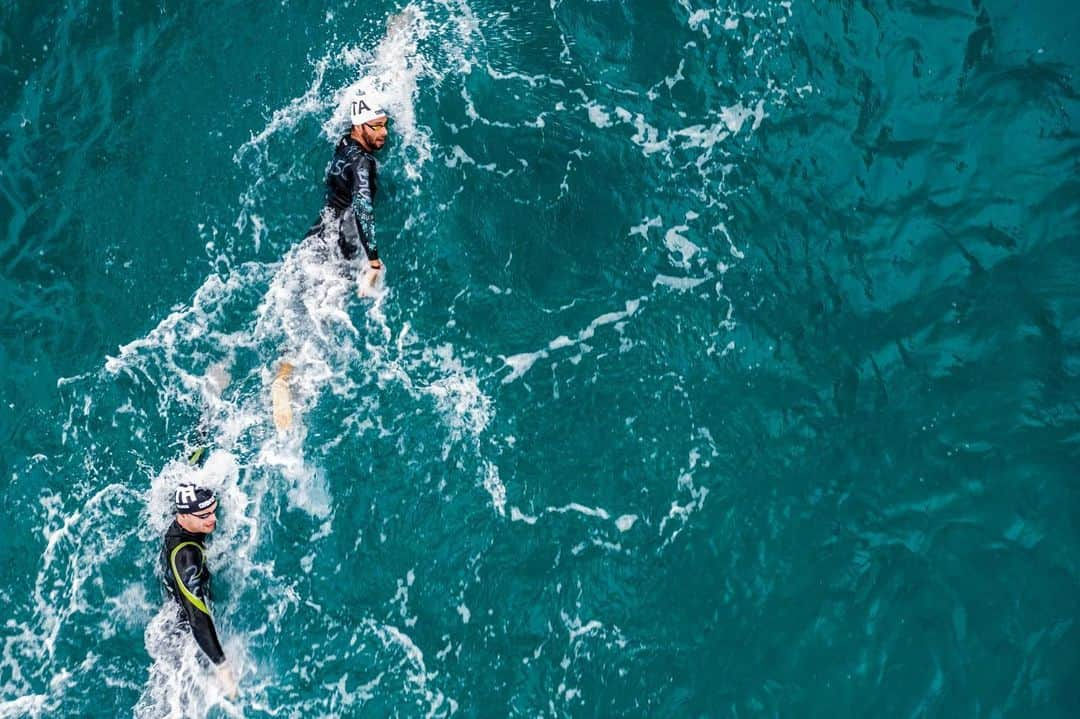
[
  {"left": 361, "top": 117, "right": 389, "bottom": 151},
  {"left": 181, "top": 500, "right": 218, "bottom": 534}
]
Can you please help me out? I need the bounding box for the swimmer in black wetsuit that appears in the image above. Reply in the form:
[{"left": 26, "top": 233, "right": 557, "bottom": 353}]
[
  {"left": 305, "top": 89, "right": 390, "bottom": 293},
  {"left": 160, "top": 481, "right": 238, "bottom": 698},
  {"left": 267, "top": 91, "right": 391, "bottom": 429}
]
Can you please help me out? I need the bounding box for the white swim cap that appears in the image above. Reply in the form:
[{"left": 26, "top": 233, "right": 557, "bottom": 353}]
[{"left": 349, "top": 91, "right": 388, "bottom": 126}]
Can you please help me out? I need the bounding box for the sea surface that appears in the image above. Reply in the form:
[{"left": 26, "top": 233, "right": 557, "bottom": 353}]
[{"left": 1, "top": 0, "right": 1078, "bottom": 717}]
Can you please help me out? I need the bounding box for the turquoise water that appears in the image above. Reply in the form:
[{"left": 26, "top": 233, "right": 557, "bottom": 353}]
[{"left": 2, "top": 0, "right": 1078, "bottom": 716}]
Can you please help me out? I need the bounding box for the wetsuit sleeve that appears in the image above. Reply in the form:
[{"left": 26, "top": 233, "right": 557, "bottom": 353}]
[
  {"left": 186, "top": 415, "right": 211, "bottom": 467},
  {"left": 345, "top": 156, "right": 378, "bottom": 262},
  {"left": 170, "top": 544, "right": 226, "bottom": 665}
]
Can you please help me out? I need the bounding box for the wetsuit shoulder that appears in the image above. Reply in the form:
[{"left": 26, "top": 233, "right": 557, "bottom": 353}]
[{"left": 325, "top": 137, "right": 364, "bottom": 211}]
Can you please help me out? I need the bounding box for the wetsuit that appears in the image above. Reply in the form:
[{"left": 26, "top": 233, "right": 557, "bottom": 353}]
[
  {"left": 306, "top": 135, "right": 379, "bottom": 262},
  {"left": 160, "top": 521, "right": 226, "bottom": 665}
]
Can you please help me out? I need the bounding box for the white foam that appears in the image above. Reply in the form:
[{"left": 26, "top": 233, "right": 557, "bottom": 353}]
[
  {"left": 510, "top": 507, "right": 538, "bottom": 524},
  {"left": 365, "top": 619, "right": 455, "bottom": 717},
  {"left": 501, "top": 350, "right": 546, "bottom": 384},
  {"left": 421, "top": 343, "right": 491, "bottom": 441},
  {"left": 234, "top": 56, "right": 331, "bottom": 163},
  {"left": 629, "top": 215, "right": 663, "bottom": 239},
  {"left": 663, "top": 225, "right": 700, "bottom": 266},
  {"left": 719, "top": 99, "right": 768, "bottom": 134},
  {"left": 486, "top": 65, "right": 565, "bottom": 88},
  {"left": 688, "top": 10, "right": 712, "bottom": 33},
  {"left": 0, "top": 695, "right": 46, "bottom": 718},
  {"left": 482, "top": 461, "right": 506, "bottom": 516},
  {"left": 660, "top": 439, "right": 718, "bottom": 546},
  {"left": 586, "top": 103, "right": 612, "bottom": 128},
  {"left": 567, "top": 618, "right": 603, "bottom": 640},
  {"left": 446, "top": 145, "right": 475, "bottom": 167},
  {"left": 548, "top": 335, "right": 574, "bottom": 351},
  {"left": 653, "top": 274, "right": 710, "bottom": 291},
  {"left": 501, "top": 299, "right": 644, "bottom": 383},
  {"left": 322, "top": 671, "right": 384, "bottom": 708},
  {"left": 549, "top": 503, "right": 610, "bottom": 520},
  {"left": 672, "top": 122, "right": 731, "bottom": 150}
]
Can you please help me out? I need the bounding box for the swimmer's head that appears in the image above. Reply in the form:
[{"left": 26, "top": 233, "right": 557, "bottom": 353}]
[
  {"left": 347, "top": 90, "right": 389, "bottom": 151},
  {"left": 174, "top": 483, "right": 218, "bottom": 533}
]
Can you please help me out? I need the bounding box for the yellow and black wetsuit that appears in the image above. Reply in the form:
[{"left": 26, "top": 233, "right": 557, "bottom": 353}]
[{"left": 160, "top": 521, "right": 226, "bottom": 665}]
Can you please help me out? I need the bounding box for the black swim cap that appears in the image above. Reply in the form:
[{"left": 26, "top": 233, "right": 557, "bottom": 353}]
[{"left": 174, "top": 483, "right": 217, "bottom": 514}]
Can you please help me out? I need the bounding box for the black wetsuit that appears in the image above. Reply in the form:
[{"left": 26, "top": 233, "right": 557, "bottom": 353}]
[
  {"left": 306, "top": 135, "right": 379, "bottom": 262},
  {"left": 160, "top": 521, "right": 226, "bottom": 665}
]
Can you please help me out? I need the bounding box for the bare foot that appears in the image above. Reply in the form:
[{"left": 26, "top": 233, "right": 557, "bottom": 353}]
[{"left": 271, "top": 362, "right": 294, "bottom": 431}]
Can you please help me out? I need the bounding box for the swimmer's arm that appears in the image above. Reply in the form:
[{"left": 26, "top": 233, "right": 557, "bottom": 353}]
[
  {"left": 172, "top": 546, "right": 227, "bottom": 665},
  {"left": 349, "top": 157, "right": 378, "bottom": 262}
]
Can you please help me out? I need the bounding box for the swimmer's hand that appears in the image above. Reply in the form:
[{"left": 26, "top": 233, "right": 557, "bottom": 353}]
[
  {"left": 215, "top": 660, "right": 239, "bottom": 699},
  {"left": 359, "top": 259, "right": 383, "bottom": 297}
]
